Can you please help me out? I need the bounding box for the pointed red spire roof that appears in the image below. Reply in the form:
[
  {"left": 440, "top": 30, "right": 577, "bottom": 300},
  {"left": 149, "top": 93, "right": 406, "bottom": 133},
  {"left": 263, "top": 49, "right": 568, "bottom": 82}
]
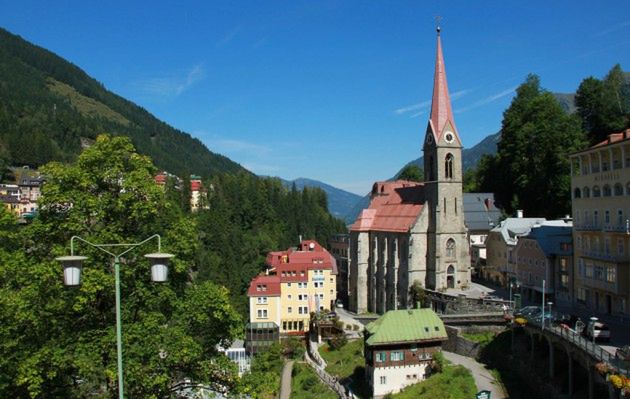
[{"left": 429, "top": 27, "right": 459, "bottom": 142}]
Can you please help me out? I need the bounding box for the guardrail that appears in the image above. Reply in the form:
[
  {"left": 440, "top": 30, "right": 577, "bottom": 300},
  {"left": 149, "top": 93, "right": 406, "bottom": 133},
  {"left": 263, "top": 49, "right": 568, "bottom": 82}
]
[{"left": 525, "top": 319, "right": 630, "bottom": 378}]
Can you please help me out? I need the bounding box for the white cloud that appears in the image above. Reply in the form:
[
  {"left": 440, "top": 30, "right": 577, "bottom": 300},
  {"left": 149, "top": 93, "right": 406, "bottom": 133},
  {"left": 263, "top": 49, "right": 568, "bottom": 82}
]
[
  {"left": 455, "top": 86, "right": 516, "bottom": 113},
  {"left": 133, "top": 64, "right": 205, "bottom": 98},
  {"left": 594, "top": 19, "right": 630, "bottom": 37},
  {"left": 394, "top": 99, "right": 431, "bottom": 115},
  {"left": 205, "top": 138, "right": 272, "bottom": 155},
  {"left": 217, "top": 25, "right": 242, "bottom": 47}
]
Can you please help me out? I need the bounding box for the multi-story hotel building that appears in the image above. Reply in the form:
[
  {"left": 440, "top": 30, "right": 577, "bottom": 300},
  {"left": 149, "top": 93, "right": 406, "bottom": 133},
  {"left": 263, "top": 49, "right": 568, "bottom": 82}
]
[
  {"left": 570, "top": 129, "right": 630, "bottom": 315},
  {"left": 247, "top": 240, "right": 337, "bottom": 334}
]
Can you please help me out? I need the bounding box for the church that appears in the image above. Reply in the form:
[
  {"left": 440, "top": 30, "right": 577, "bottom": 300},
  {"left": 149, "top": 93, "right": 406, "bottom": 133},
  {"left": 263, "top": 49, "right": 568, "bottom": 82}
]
[{"left": 348, "top": 27, "right": 471, "bottom": 314}]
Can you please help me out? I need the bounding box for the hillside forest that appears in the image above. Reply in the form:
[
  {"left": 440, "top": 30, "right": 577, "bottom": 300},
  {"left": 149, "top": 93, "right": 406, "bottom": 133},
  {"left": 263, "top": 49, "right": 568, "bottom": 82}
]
[{"left": 0, "top": 135, "right": 346, "bottom": 397}]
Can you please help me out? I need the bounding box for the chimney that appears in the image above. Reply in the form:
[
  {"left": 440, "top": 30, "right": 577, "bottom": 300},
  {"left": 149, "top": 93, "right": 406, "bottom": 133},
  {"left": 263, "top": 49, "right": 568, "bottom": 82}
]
[{"left": 516, "top": 210, "right": 523, "bottom": 218}]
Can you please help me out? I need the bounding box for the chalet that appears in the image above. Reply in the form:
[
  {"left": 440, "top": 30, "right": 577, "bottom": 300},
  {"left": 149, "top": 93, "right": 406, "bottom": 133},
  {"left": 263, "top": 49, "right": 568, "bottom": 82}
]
[{"left": 364, "top": 308, "right": 447, "bottom": 398}]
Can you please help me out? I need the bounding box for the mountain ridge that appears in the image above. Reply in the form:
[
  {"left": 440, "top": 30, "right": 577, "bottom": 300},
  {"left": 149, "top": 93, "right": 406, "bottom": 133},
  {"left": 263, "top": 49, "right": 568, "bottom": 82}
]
[{"left": 0, "top": 27, "right": 245, "bottom": 179}]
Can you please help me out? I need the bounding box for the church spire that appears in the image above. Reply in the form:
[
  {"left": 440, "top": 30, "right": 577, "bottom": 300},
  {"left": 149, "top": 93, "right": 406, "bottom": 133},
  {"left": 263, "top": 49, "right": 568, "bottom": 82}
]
[{"left": 429, "top": 26, "right": 459, "bottom": 143}]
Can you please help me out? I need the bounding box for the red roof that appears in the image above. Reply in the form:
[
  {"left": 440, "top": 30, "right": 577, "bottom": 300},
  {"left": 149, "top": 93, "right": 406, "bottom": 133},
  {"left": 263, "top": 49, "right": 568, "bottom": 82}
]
[
  {"left": 264, "top": 240, "right": 337, "bottom": 279},
  {"left": 592, "top": 129, "right": 630, "bottom": 148},
  {"left": 247, "top": 274, "right": 281, "bottom": 297},
  {"left": 191, "top": 180, "right": 202, "bottom": 191},
  {"left": 154, "top": 173, "right": 167, "bottom": 185},
  {"left": 350, "top": 181, "right": 425, "bottom": 233},
  {"left": 429, "top": 28, "right": 460, "bottom": 144}
]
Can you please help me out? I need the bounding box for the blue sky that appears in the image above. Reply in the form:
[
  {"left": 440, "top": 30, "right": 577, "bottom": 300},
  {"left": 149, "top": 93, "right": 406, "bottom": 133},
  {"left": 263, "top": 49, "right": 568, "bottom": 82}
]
[{"left": 1, "top": 1, "right": 630, "bottom": 194}]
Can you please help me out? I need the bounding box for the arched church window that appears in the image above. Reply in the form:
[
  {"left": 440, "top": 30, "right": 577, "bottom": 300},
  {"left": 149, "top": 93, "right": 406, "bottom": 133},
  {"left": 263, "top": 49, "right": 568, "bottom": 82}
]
[
  {"left": 445, "top": 154, "right": 453, "bottom": 179},
  {"left": 574, "top": 188, "right": 581, "bottom": 199},
  {"left": 447, "top": 265, "right": 455, "bottom": 274},
  {"left": 446, "top": 239, "right": 455, "bottom": 258}
]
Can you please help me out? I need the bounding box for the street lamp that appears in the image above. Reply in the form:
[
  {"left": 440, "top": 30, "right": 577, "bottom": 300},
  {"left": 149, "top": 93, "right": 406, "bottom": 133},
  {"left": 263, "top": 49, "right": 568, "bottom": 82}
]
[
  {"left": 509, "top": 279, "right": 520, "bottom": 309},
  {"left": 56, "top": 234, "right": 174, "bottom": 399}
]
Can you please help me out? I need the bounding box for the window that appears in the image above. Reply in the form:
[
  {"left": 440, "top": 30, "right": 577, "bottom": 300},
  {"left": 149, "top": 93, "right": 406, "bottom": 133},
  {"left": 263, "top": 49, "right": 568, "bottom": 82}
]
[
  {"left": 605, "top": 210, "right": 611, "bottom": 225},
  {"left": 618, "top": 238, "right": 625, "bottom": 255},
  {"left": 446, "top": 238, "right": 455, "bottom": 257},
  {"left": 298, "top": 306, "right": 308, "bottom": 314},
  {"left": 391, "top": 351, "right": 404, "bottom": 361},
  {"left": 445, "top": 153, "right": 454, "bottom": 179},
  {"left": 618, "top": 210, "right": 624, "bottom": 226},
  {"left": 606, "top": 266, "right": 616, "bottom": 283},
  {"left": 615, "top": 183, "right": 623, "bottom": 196},
  {"left": 288, "top": 307, "right": 293, "bottom": 314},
  {"left": 594, "top": 211, "right": 599, "bottom": 227},
  {"left": 376, "top": 352, "right": 386, "bottom": 362},
  {"left": 380, "top": 376, "right": 387, "bottom": 385},
  {"left": 593, "top": 186, "right": 601, "bottom": 197},
  {"left": 574, "top": 188, "right": 581, "bottom": 198},
  {"left": 256, "top": 309, "right": 268, "bottom": 319},
  {"left": 603, "top": 185, "right": 612, "bottom": 197},
  {"left": 257, "top": 297, "right": 268, "bottom": 304},
  {"left": 605, "top": 238, "right": 611, "bottom": 254},
  {"left": 584, "top": 187, "right": 590, "bottom": 198}
]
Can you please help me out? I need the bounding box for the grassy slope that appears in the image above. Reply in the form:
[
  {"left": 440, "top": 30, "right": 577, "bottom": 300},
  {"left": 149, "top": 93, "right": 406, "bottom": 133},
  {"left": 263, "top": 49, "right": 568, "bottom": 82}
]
[{"left": 290, "top": 363, "right": 338, "bottom": 399}]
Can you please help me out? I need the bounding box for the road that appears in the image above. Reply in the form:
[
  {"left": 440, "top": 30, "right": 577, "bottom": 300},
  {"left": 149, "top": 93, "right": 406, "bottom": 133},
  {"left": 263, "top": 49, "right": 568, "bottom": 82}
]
[{"left": 279, "top": 360, "right": 294, "bottom": 399}]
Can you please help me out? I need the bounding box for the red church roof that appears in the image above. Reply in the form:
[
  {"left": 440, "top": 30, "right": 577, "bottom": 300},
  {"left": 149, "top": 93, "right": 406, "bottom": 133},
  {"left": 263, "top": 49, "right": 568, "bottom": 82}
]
[
  {"left": 350, "top": 181, "right": 425, "bottom": 233},
  {"left": 429, "top": 27, "right": 460, "bottom": 144}
]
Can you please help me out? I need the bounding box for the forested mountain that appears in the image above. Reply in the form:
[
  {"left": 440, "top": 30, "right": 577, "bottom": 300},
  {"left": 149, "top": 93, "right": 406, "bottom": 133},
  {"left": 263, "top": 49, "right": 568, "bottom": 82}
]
[
  {"left": 0, "top": 27, "right": 244, "bottom": 178},
  {"left": 279, "top": 177, "right": 362, "bottom": 220}
]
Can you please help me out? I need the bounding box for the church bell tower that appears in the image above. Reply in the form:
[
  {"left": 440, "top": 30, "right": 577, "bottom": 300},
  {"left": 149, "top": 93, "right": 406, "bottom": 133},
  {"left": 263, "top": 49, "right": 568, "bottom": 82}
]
[{"left": 423, "top": 26, "right": 471, "bottom": 290}]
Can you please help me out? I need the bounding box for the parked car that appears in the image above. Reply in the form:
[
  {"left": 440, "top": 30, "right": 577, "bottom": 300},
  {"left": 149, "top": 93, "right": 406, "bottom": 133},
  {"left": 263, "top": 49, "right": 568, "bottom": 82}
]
[
  {"left": 515, "top": 306, "right": 541, "bottom": 318},
  {"left": 586, "top": 320, "right": 611, "bottom": 342}
]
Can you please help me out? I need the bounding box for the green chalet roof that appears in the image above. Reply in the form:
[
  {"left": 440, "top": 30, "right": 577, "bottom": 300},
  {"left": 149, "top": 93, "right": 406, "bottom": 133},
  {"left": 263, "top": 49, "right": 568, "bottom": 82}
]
[{"left": 365, "top": 309, "right": 447, "bottom": 346}]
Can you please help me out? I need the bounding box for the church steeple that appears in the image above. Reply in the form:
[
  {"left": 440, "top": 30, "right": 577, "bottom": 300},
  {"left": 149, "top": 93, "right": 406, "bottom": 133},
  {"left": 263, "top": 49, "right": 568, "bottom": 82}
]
[{"left": 428, "top": 26, "right": 459, "bottom": 143}]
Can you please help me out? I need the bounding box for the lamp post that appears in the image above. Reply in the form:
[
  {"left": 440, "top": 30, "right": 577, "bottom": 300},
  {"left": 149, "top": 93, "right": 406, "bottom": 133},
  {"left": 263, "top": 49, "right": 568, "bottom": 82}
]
[
  {"left": 56, "top": 235, "right": 174, "bottom": 399},
  {"left": 547, "top": 301, "right": 553, "bottom": 328},
  {"left": 509, "top": 279, "right": 520, "bottom": 309}
]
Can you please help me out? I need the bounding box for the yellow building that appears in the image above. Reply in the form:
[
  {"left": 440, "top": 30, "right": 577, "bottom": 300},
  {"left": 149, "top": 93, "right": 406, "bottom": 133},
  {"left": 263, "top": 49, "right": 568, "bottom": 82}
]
[
  {"left": 247, "top": 240, "right": 337, "bottom": 334},
  {"left": 570, "top": 129, "right": 630, "bottom": 315}
]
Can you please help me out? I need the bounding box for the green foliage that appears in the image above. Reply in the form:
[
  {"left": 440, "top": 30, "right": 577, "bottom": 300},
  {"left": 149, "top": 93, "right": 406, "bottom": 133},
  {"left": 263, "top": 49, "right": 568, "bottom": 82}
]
[
  {"left": 397, "top": 164, "right": 424, "bottom": 182},
  {"left": 195, "top": 173, "right": 347, "bottom": 317},
  {"left": 0, "top": 27, "right": 244, "bottom": 177},
  {"left": 0, "top": 135, "right": 242, "bottom": 398},
  {"left": 431, "top": 350, "right": 445, "bottom": 373},
  {"left": 461, "top": 330, "right": 496, "bottom": 346},
  {"left": 319, "top": 340, "right": 364, "bottom": 379},
  {"left": 475, "top": 74, "right": 586, "bottom": 217},
  {"left": 328, "top": 333, "right": 348, "bottom": 350},
  {"left": 575, "top": 64, "right": 630, "bottom": 144},
  {"left": 408, "top": 280, "right": 427, "bottom": 308},
  {"left": 391, "top": 364, "right": 476, "bottom": 399},
  {"left": 238, "top": 343, "right": 283, "bottom": 398},
  {"left": 290, "top": 363, "right": 337, "bottom": 399},
  {"left": 283, "top": 337, "right": 306, "bottom": 360}
]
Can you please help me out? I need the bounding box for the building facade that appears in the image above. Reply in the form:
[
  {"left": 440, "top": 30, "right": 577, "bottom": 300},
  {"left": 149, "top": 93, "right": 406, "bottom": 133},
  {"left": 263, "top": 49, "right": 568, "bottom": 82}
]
[
  {"left": 348, "top": 28, "right": 471, "bottom": 314},
  {"left": 329, "top": 233, "right": 349, "bottom": 307},
  {"left": 570, "top": 129, "right": 630, "bottom": 315},
  {"left": 364, "top": 308, "right": 447, "bottom": 398},
  {"left": 514, "top": 221, "right": 573, "bottom": 306},
  {"left": 247, "top": 240, "right": 337, "bottom": 335},
  {"left": 482, "top": 215, "right": 547, "bottom": 287}
]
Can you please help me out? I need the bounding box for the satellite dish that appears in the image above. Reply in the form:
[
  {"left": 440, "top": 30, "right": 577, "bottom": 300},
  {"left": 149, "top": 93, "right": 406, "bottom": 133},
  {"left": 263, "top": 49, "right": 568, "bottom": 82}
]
[{"left": 309, "top": 242, "right": 315, "bottom": 249}]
